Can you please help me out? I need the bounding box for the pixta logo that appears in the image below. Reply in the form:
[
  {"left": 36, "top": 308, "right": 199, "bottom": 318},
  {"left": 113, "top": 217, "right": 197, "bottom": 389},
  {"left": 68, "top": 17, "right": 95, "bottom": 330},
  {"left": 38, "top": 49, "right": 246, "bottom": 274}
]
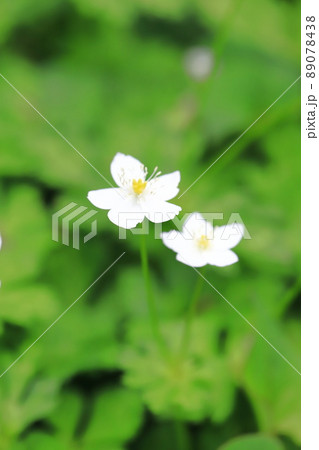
[{"left": 52, "top": 203, "right": 98, "bottom": 249}]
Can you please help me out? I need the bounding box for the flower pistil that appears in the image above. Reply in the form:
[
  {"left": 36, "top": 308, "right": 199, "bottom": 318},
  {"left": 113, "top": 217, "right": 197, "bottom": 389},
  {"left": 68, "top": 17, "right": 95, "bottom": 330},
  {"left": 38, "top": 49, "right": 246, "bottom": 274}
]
[
  {"left": 132, "top": 178, "right": 147, "bottom": 195},
  {"left": 197, "top": 234, "right": 210, "bottom": 250}
]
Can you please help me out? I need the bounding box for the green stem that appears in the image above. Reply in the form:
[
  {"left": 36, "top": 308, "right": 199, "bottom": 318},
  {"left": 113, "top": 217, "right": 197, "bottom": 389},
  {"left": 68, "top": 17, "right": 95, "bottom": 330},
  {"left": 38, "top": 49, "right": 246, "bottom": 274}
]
[
  {"left": 180, "top": 270, "right": 205, "bottom": 357},
  {"left": 174, "top": 420, "right": 191, "bottom": 450},
  {"left": 140, "top": 233, "right": 167, "bottom": 357},
  {"left": 213, "top": 0, "right": 244, "bottom": 66}
]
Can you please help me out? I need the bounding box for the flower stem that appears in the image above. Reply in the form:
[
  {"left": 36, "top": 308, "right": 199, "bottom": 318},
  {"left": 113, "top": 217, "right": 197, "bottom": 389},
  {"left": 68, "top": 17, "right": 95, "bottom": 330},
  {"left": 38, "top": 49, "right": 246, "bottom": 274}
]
[
  {"left": 174, "top": 420, "right": 191, "bottom": 450},
  {"left": 212, "top": 0, "right": 244, "bottom": 74},
  {"left": 140, "top": 233, "right": 167, "bottom": 357},
  {"left": 180, "top": 270, "right": 205, "bottom": 357}
]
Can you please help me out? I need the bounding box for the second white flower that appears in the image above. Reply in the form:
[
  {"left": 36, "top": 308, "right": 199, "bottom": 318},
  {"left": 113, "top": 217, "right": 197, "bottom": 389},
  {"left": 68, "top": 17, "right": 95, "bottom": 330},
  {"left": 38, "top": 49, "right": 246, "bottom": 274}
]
[{"left": 161, "top": 212, "right": 244, "bottom": 268}]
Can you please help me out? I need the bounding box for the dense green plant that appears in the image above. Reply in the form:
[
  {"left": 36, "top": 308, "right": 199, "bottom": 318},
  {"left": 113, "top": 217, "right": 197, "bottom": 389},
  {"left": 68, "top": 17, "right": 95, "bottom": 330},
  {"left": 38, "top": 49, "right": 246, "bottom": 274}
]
[{"left": 0, "top": 0, "right": 300, "bottom": 448}]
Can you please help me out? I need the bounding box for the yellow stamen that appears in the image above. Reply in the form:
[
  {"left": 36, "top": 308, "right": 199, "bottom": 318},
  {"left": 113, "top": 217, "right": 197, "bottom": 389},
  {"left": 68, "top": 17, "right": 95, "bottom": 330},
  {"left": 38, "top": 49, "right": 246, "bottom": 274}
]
[
  {"left": 197, "top": 235, "right": 210, "bottom": 250},
  {"left": 132, "top": 178, "right": 147, "bottom": 195}
]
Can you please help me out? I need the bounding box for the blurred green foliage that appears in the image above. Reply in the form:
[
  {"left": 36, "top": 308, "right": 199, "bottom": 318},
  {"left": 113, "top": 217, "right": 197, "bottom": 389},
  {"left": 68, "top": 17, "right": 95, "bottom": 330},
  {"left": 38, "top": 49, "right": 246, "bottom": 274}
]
[{"left": 0, "top": 0, "right": 300, "bottom": 448}]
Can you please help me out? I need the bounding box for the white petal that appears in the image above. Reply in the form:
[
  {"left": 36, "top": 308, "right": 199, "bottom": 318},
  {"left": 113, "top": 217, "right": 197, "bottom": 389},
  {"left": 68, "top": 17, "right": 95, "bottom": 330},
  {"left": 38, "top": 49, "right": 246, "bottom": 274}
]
[
  {"left": 162, "top": 229, "right": 209, "bottom": 267},
  {"left": 182, "top": 212, "right": 213, "bottom": 239},
  {"left": 213, "top": 223, "right": 244, "bottom": 250},
  {"left": 108, "top": 209, "right": 145, "bottom": 229},
  {"left": 145, "top": 200, "right": 181, "bottom": 223},
  {"left": 161, "top": 230, "right": 185, "bottom": 252},
  {"left": 176, "top": 249, "right": 208, "bottom": 267},
  {"left": 106, "top": 196, "right": 146, "bottom": 229},
  {"left": 87, "top": 188, "right": 124, "bottom": 210},
  {"left": 207, "top": 250, "right": 239, "bottom": 267},
  {"left": 111, "top": 153, "right": 146, "bottom": 187},
  {"left": 175, "top": 238, "right": 209, "bottom": 267},
  {"left": 147, "top": 171, "right": 181, "bottom": 201}
]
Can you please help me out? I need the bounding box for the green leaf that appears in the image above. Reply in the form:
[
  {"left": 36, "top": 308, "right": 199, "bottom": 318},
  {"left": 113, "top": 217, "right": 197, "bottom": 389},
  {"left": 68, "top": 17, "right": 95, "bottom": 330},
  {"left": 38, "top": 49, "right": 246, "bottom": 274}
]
[
  {"left": 49, "top": 391, "right": 83, "bottom": 440},
  {"left": 83, "top": 388, "right": 144, "bottom": 447},
  {"left": 0, "top": 361, "right": 59, "bottom": 442},
  {"left": 122, "top": 316, "right": 235, "bottom": 422},
  {"left": 242, "top": 330, "right": 300, "bottom": 444},
  {"left": 219, "top": 434, "right": 285, "bottom": 450},
  {"left": 0, "top": 285, "right": 58, "bottom": 326},
  {"left": 0, "top": 186, "right": 52, "bottom": 285},
  {"left": 12, "top": 432, "right": 70, "bottom": 450}
]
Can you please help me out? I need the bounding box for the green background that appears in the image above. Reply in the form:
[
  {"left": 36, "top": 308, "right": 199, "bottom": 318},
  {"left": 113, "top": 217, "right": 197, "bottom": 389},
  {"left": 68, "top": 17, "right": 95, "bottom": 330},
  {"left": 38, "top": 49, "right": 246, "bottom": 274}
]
[{"left": 0, "top": 0, "right": 300, "bottom": 449}]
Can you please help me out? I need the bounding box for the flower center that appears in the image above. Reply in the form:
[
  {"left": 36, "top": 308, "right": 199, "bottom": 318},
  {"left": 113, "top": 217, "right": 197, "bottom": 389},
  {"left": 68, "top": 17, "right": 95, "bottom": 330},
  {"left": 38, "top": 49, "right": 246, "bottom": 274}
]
[
  {"left": 197, "top": 235, "right": 210, "bottom": 250},
  {"left": 132, "top": 178, "right": 147, "bottom": 195}
]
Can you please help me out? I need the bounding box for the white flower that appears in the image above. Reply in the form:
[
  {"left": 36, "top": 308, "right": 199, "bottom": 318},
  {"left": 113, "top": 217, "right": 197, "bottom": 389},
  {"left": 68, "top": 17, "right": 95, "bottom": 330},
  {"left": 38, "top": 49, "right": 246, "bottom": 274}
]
[
  {"left": 184, "top": 47, "right": 214, "bottom": 81},
  {"left": 87, "top": 153, "right": 182, "bottom": 229},
  {"left": 161, "top": 213, "right": 244, "bottom": 268}
]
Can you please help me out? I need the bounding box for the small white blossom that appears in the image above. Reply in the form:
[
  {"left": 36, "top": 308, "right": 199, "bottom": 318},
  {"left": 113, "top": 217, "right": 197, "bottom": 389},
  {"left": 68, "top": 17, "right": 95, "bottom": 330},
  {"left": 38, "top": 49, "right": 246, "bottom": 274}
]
[
  {"left": 184, "top": 47, "right": 214, "bottom": 81},
  {"left": 161, "top": 212, "right": 244, "bottom": 268},
  {"left": 88, "top": 153, "right": 182, "bottom": 229}
]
